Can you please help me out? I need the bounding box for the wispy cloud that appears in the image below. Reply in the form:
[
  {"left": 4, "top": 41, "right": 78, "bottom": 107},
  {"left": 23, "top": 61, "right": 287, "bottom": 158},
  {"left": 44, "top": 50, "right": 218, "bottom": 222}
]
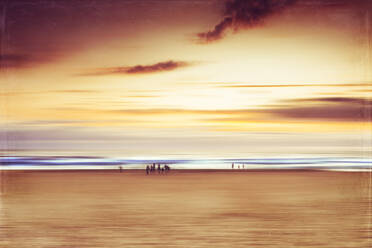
[
  {"left": 55, "top": 108, "right": 233, "bottom": 116},
  {"left": 124, "top": 95, "right": 160, "bottom": 98},
  {"left": 0, "top": 89, "right": 100, "bottom": 96},
  {"left": 269, "top": 97, "right": 372, "bottom": 122},
  {"left": 52, "top": 90, "right": 100, "bottom": 94},
  {"left": 218, "top": 83, "right": 372, "bottom": 88},
  {"left": 79, "top": 60, "right": 193, "bottom": 76},
  {"left": 208, "top": 97, "right": 372, "bottom": 123},
  {"left": 288, "top": 97, "right": 372, "bottom": 105}
]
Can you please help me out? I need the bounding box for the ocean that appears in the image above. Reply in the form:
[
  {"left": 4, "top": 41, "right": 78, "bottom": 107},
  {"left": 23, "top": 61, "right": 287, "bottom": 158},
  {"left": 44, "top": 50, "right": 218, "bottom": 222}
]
[{"left": 1, "top": 155, "right": 371, "bottom": 171}]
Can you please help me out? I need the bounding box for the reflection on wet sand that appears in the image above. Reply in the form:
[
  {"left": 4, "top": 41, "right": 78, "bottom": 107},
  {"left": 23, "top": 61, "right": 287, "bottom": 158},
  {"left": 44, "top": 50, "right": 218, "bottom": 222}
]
[{"left": 0, "top": 170, "right": 370, "bottom": 247}]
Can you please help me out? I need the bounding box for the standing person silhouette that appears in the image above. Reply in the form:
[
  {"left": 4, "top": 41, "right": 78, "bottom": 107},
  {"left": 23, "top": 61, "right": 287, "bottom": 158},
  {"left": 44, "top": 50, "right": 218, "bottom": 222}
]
[
  {"left": 232, "top": 163, "right": 234, "bottom": 169},
  {"left": 146, "top": 165, "right": 150, "bottom": 175},
  {"left": 119, "top": 166, "right": 123, "bottom": 173}
]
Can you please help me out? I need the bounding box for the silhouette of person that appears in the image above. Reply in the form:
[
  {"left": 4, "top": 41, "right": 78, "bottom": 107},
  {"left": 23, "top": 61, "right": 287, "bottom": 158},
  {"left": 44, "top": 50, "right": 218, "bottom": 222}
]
[
  {"left": 232, "top": 163, "right": 234, "bottom": 169},
  {"left": 146, "top": 165, "right": 150, "bottom": 175},
  {"left": 119, "top": 166, "right": 123, "bottom": 173}
]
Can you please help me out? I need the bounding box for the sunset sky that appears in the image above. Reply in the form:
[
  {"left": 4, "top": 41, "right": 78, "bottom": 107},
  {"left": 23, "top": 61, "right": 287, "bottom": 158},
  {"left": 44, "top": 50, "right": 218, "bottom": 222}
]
[{"left": 0, "top": 0, "right": 371, "bottom": 158}]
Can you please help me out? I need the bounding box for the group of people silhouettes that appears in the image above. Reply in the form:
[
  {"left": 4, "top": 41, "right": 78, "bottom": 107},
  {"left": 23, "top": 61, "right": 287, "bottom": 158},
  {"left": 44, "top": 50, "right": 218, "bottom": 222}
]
[
  {"left": 146, "top": 163, "right": 170, "bottom": 174},
  {"left": 231, "top": 163, "right": 245, "bottom": 169}
]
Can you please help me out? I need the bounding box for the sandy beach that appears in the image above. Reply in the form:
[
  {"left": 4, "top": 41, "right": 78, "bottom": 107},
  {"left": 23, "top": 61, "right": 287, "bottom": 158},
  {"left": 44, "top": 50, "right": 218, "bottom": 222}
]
[{"left": 0, "top": 170, "right": 370, "bottom": 248}]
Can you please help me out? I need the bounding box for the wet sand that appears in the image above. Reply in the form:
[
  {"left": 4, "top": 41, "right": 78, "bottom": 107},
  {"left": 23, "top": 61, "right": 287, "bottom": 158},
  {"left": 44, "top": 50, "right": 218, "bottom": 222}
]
[{"left": 0, "top": 170, "right": 370, "bottom": 247}]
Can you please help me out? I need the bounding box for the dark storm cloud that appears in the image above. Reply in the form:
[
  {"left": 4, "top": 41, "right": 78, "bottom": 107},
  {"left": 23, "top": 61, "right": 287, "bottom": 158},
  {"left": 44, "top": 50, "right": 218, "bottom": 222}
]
[
  {"left": 197, "top": 0, "right": 298, "bottom": 43},
  {"left": 197, "top": 0, "right": 371, "bottom": 43},
  {"left": 79, "top": 60, "right": 192, "bottom": 76}
]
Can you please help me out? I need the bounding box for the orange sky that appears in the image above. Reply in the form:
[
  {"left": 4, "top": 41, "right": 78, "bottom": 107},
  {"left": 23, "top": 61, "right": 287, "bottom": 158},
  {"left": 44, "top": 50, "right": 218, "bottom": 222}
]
[{"left": 0, "top": 0, "right": 371, "bottom": 157}]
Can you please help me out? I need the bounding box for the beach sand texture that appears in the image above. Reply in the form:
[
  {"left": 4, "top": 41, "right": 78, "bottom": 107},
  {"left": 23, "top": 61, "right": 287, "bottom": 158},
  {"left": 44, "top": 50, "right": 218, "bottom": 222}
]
[{"left": 0, "top": 170, "right": 370, "bottom": 247}]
